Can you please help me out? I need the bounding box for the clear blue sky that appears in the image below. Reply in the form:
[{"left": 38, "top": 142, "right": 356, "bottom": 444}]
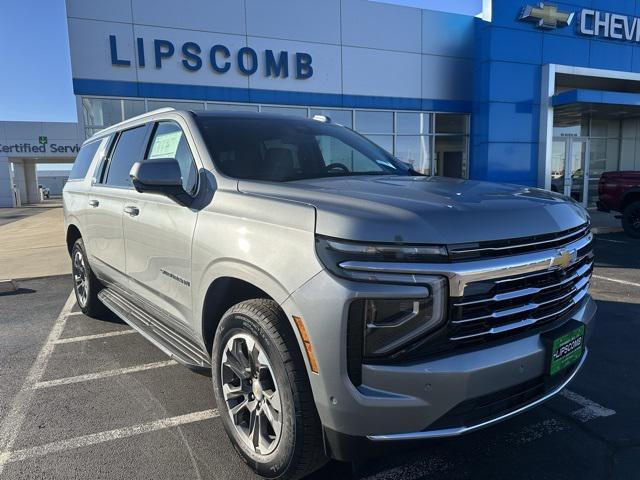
[{"left": 0, "top": 0, "right": 483, "bottom": 124}]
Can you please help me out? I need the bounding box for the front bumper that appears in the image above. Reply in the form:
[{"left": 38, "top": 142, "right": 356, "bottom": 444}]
[{"left": 283, "top": 270, "right": 596, "bottom": 459}]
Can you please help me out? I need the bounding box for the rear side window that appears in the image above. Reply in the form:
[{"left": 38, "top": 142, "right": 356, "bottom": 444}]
[
  {"left": 104, "top": 125, "right": 148, "bottom": 188},
  {"left": 68, "top": 140, "right": 101, "bottom": 180}
]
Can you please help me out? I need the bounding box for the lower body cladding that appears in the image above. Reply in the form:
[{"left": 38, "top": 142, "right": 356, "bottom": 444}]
[{"left": 283, "top": 269, "right": 597, "bottom": 461}]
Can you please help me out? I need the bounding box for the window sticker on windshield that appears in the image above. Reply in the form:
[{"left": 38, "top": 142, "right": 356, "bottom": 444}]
[{"left": 149, "top": 131, "right": 182, "bottom": 159}]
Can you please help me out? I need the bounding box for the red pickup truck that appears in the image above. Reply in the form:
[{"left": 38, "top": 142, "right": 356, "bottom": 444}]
[{"left": 597, "top": 171, "right": 640, "bottom": 238}]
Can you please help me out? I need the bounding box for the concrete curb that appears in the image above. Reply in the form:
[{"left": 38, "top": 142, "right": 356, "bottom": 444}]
[{"left": 0, "top": 279, "right": 18, "bottom": 293}]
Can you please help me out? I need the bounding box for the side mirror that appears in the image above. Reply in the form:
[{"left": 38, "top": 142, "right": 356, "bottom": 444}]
[{"left": 129, "top": 158, "right": 192, "bottom": 206}]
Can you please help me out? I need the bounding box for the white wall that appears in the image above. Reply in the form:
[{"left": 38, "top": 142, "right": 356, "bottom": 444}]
[
  {"left": 65, "top": 0, "right": 475, "bottom": 103},
  {"left": 0, "top": 156, "right": 14, "bottom": 208},
  {"left": 0, "top": 121, "right": 82, "bottom": 159},
  {"left": 12, "top": 161, "right": 27, "bottom": 205},
  {"left": 38, "top": 172, "right": 70, "bottom": 195}
]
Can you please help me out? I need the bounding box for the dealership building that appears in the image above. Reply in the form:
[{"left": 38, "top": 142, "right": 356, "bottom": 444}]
[{"left": 2, "top": 0, "right": 640, "bottom": 208}]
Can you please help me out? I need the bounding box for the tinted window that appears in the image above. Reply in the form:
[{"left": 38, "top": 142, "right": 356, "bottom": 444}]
[
  {"left": 147, "top": 122, "right": 198, "bottom": 193},
  {"left": 68, "top": 140, "right": 101, "bottom": 180},
  {"left": 104, "top": 126, "right": 148, "bottom": 187},
  {"left": 195, "top": 116, "right": 411, "bottom": 182}
]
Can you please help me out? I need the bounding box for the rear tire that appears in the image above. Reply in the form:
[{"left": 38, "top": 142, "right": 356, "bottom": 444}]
[
  {"left": 71, "top": 238, "right": 107, "bottom": 317},
  {"left": 211, "top": 299, "right": 326, "bottom": 479},
  {"left": 622, "top": 200, "right": 640, "bottom": 239}
]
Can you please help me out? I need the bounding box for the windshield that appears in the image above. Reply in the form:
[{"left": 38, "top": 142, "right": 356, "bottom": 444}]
[{"left": 195, "top": 115, "right": 412, "bottom": 182}]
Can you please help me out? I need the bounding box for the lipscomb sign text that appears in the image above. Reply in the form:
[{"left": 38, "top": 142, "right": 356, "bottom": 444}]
[{"left": 109, "top": 35, "right": 314, "bottom": 79}]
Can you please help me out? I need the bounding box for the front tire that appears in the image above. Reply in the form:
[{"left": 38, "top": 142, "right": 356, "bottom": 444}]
[
  {"left": 211, "top": 299, "right": 326, "bottom": 479},
  {"left": 71, "top": 238, "right": 107, "bottom": 317},
  {"left": 622, "top": 200, "right": 640, "bottom": 239}
]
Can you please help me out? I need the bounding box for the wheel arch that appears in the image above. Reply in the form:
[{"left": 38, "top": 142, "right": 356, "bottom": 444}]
[
  {"left": 66, "top": 223, "right": 83, "bottom": 256},
  {"left": 620, "top": 188, "right": 640, "bottom": 212},
  {"left": 198, "top": 261, "right": 302, "bottom": 358}
]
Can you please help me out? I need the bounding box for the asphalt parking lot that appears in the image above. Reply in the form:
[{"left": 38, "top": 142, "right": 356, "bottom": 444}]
[{"left": 1, "top": 232, "right": 639, "bottom": 480}]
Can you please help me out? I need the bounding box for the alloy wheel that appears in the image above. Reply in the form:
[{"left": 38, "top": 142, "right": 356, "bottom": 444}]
[
  {"left": 73, "top": 249, "right": 89, "bottom": 307},
  {"left": 632, "top": 207, "right": 640, "bottom": 231},
  {"left": 221, "top": 333, "right": 283, "bottom": 456}
]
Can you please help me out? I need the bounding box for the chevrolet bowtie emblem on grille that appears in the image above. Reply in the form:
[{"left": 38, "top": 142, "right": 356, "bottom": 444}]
[
  {"left": 550, "top": 248, "right": 577, "bottom": 270},
  {"left": 519, "top": 3, "right": 574, "bottom": 29}
]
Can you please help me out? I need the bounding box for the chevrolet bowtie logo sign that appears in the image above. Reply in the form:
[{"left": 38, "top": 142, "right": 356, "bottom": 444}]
[
  {"left": 550, "top": 249, "right": 578, "bottom": 270},
  {"left": 519, "top": 3, "right": 574, "bottom": 29}
]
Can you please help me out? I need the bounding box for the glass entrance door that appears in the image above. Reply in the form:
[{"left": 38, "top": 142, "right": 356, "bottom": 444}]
[{"left": 551, "top": 137, "right": 589, "bottom": 206}]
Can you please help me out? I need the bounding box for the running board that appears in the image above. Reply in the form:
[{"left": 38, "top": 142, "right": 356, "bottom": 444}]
[{"left": 98, "top": 287, "right": 211, "bottom": 369}]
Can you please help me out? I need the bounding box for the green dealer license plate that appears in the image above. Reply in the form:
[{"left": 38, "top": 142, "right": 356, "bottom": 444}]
[{"left": 548, "top": 324, "right": 585, "bottom": 376}]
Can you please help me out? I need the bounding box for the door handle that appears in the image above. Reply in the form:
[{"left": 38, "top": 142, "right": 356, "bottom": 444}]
[
  {"left": 89, "top": 200, "right": 99, "bottom": 207},
  {"left": 123, "top": 205, "right": 140, "bottom": 216}
]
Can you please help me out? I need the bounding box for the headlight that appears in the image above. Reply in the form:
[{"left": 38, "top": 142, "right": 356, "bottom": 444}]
[
  {"left": 348, "top": 276, "right": 447, "bottom": 361},
  {"left": 316, "top": 236, "right": 449, "bottom": 280}
]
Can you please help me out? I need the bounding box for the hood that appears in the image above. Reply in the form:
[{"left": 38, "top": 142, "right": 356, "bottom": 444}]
[{"left": 238, "top": 176, "right": 589, "bottom": 245}]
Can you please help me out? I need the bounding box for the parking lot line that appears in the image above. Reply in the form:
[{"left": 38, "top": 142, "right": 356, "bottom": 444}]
[
  {"left": 32, "top": 360, "right": 178, "bottom": 389},
  {"left": 561, "top": 390, "right": 616, "bottom": 423},
  {"left": 0, "top": 291, "right": 76, "bottom": 476},
  {"left": 54, "top": 329, "right": 136, "bottom": 344},
  {"left": 0, "top": 409, "right": 219, "bottom": 467},
  {"left": 592, "top": 274, "right": 640, "bottom": 289}
]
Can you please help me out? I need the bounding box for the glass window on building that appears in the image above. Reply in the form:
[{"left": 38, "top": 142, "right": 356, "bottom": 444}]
[
  {"left": 310, "top": 109, "right": 353, "bottom": 128},
  {"left": 395, "top": 135, "right": 430, "bottom": 174},
  {"left": 207, "top": 103, "right": 259, "bottom": 112},
  {"left": 355, "top": 111, "right": 393, "bottom": 134},
  {"left": 147, "top": 100, "right": 205, "bottom": 111},
  {"left": 590, "top": 118, "right": 620, "bottom": 138},
  {"left": 551, "top": 140, "right": 567, "bottom": 193},
  {"left": 588, "top": 137, "right": 620, "bottom": 207},
  {"left": 82, "top": 98, "right": 122, "bottom": 133},
  {"left": 435, "top": 114, "right": 469, "bottom": 135},
  {"left": 434, "top": 136, "right": 468, "bottom": 178},
  {"left": 261, "top": 106, "right": 308, "bottom": 117},
  {"left": 397, "top": 112, "right": 429, "bottom": 135},
  {"left": 123, "top": 100, "right": 146, "bottom": 119}
]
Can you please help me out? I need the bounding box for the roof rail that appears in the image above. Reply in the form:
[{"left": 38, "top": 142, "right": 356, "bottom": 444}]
[
  {"left": 92, "top": 107, "right": 176, "bottom": 138},
  {"left": 124, "top": 107, "right": 175, "bottom": 123}
]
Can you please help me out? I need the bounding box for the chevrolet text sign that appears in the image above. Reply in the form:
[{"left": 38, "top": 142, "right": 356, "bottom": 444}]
[
  {"left": 519, "top": 4, "right": 640, "bottom": 43},
  {"left": 579, "top": 9, "right": 640, "bottom": 41}
]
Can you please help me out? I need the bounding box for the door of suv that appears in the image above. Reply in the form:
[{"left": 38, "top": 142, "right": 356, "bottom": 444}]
[
  {"left": 84, "top": 124, "right": 150, "bottom": 285},
  {"left": 121, "top": 120, "right": 199, "bottom": 329}
]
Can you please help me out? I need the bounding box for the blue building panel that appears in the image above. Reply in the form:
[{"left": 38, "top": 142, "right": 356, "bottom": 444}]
[
  {"left": 488, "top": 27, "right": 543, "bottom": 65},
  {"left": 486, "top": 102, "right": 539, "bottom": 144},
  {"left": 592, "top": 0, "right": 635, "bottom": 16},
  {"left": 589, "top": 41, "right": 633, "bottom": 72},
  {"left": 631, "top": 47, "right": 640, "bottom": 73},
  {"left": 485, "top": 142, "right": 538, "bottom": 186},
  {"left": 542, "top": 34, "right": 590, "bottom": 66},
  {"left": 488, "top": 62, "right": 541, "bottom": 104}
]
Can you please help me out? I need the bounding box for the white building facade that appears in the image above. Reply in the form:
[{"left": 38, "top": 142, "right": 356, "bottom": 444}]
[
  {"left": 68, "top": 0, "right": 474, "bottom": 179},
  {"left": 0, "top": 122, "right": 82, "bottom": 207}
]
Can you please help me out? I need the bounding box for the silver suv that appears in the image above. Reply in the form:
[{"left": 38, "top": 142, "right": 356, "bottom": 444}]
[{"left": 63, "top": 108, "right": 596, "bottom": 479}]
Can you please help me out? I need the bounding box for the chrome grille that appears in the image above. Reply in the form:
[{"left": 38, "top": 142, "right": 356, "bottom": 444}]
[
  {"left": 448, "top": 240, "right": 593, "bottom": 342},
  {"left": 448, "top": 223, "right": 590, "bottom": 261}
]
